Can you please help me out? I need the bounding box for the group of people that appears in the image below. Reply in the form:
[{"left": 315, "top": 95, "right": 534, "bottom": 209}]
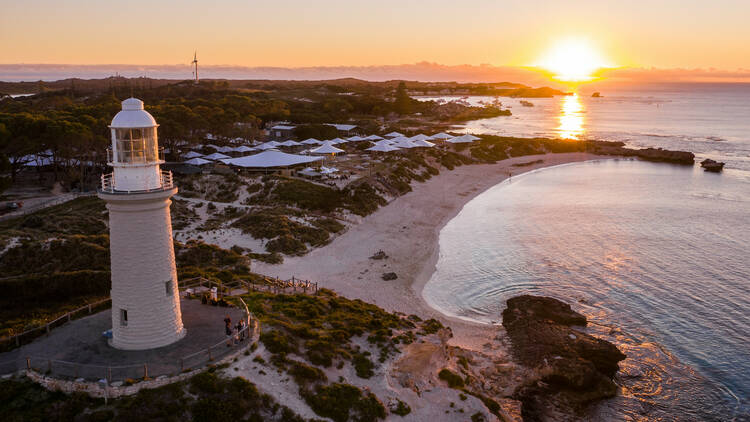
[{"left": 224, "top": 315, "right": 247, "bottom": 346}]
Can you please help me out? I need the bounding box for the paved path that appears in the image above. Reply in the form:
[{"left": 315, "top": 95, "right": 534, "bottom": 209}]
[{"left": 0, "top": 299, "right": 244, "bottom": 380}]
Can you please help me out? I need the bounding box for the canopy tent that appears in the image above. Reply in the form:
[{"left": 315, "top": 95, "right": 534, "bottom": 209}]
[
  {"left": 347, "top": 135, "right": 366, "bottom": 141},
  {"left": 384, "top": 131, "right": 404, "bottom": 138},
  {"left": 372, "top": 139, "right": 395, "bottom": 146},
  {"left": 205, "top": 144, "right": 222, "bottom": 150},
  {"left": 301, "top": 138, "right": 322, "bottom": 145},
  {"left": 279, "top": 140, "right": 302, "bottom": 147},
  {"left": 222, "top": 150, "right": 323, "bottom": 168},
  {"left": 462, "top": 134, "right": 481, "bottom": 141},
  {"left": 366, "top": 144, "right": 401, "bottom": 152},
  {"left": 233, "top": 145, "right": 256, "bottom": 153},
  {"left": 412, "top": 139, "right": 436, "bottom": 148},
  {"left": 364, "top": 134, "right": 384, "bottom": 140},
  {"left": 431, "top": 132, "right": 454, "bottom": 140},
  {"left": 298, "top": 167, "right": 320, "bottom": 177},
  {"left": 329, "top": 137, "right": 348, "bottom": 144},
  {"left": 184, "top": 157, "right": 212, "bottom": 166},
  {"left": 183, "top": 151, "right": 204, "bottom": 159},
  {"left": 446, "top": 136, "right": 473, "bottom": 144},
  {"left": 391, "top": 137, "right": 418, "bottom": 149},
  {"left": 310, "top": 142, "right": 345, "bottom": 155},
  {"left": 319, "top": 166, "right": 339, "bottom": 174},
  {"left": 257, "top": 141, "right": 281, "bottom": 150},
  {"left": 216, "top": 146, "right": 235, "bottom": 153},
  {"left": 203, "top": 152, "right": 232, "bottom": 160},
  {"left": 410, "top": 134, "right": 431, "bottom": 142}
]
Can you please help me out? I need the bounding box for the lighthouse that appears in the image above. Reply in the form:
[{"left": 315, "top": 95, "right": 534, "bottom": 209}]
[{"left": 98, "top": 98, "right": 185, "bottom": 350}]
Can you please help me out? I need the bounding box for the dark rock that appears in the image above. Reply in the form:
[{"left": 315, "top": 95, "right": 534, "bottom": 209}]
[
  {"left": 370, "top": 250, "right": 388, "bottom": 260},
  {"left": 586, "top": 141, "right": 695, "bottom": 165},
  {"left": 381, "top": 272, "right": 398, "bottom": 281},
  {"left": 502, "top": 295, "right": 626, "bottom": 419},
  {"left": 700, "top": 158, "right": 725, "bottom": 172},
  {"left": 592, "top": 92, "right": 602, "bottom": 98}
]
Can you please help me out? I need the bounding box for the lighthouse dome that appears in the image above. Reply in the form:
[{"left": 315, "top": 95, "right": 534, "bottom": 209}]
[{"left": 110, "top": 98, "right": 157, "bottom": 128}]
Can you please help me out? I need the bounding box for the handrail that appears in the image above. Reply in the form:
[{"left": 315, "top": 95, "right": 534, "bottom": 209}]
[{"left": 99, "top": 170, "right": 174, "bottom": 194}]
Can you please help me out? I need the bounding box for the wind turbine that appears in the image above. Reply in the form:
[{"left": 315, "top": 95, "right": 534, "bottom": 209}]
[{"left": 191, "top": 51, "right": 199, "bottom": 84}]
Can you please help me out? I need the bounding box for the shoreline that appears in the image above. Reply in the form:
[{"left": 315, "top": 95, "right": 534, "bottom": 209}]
[{"left": 254, "top": 152, "right": 616, "bottom": 350}]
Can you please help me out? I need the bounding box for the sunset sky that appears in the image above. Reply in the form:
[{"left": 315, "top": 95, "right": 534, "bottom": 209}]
[{"left": 1, "top": 0, "right": 749, "bottom": 75}]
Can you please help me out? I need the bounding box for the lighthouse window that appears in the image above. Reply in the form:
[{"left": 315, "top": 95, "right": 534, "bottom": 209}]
[
  {"left": 115, "top": 127, "right": 158, "bottom": 164},
  {"left": 120, "top": 309, "right": 128, "bottom": 326}
]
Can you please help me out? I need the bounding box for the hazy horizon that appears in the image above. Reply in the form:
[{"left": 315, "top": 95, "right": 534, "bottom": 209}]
[{"left": 2, "top": 62, "right": 750, "bottom": 86}]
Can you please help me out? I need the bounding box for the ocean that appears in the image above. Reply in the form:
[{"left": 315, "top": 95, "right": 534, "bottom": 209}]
[{"left": 419, "top": 84, "right": 750, "bottom": 420}]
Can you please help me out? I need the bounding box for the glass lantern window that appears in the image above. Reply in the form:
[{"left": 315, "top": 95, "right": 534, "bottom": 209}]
[{"left": 115, "top": 127, "right": 158, "bottom": 164}]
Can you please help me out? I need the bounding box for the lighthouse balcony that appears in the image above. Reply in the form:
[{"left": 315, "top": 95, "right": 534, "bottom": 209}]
[{"left": 100, "top": 170, "right": 174, "bottom": 194}]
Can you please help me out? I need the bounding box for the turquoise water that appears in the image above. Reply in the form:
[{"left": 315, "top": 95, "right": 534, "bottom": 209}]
[{"left": 423, "top": 160, "right": 749, "bottom": 420}]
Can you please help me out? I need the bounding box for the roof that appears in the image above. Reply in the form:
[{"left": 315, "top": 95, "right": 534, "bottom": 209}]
[
  {"left": 326, "top": 123, "right": 357, "bottom": 131},
  {"left": 364, "top": 135, "right": 384, "bottom": 140},
  {"left": 203, "top": 152, "right": 231, "bottom": 160},
  {"left": 310, "top": 142, "right": 345, "bottom": 154},
  {"left": 222, "top": 150, "right": 323, "bottom": 168},
  {"left": 184, "top": 157, "right": 212, "bottom": 166},
  {"left": 384, "top": 131, "right": 404, "bottom": 138},
  {"left": 233, "top": 145, "right": 256, "bottom": 152},
  {"left": 301, "top": 138, "right": 322, "bottom": 145},
  {"left": 446, "top": 135, "right": 475, "bottom": 144},
  {"left": 257, "top": 141, "right": 281, "bottom": 150},
  {"left": 431, "top": 132, "right": 454, "bottom": 140},
  {"left": 410, "top": 134, "right": 431, "bottom": 141},
  {"left": 366, "top": 144, "right": 401, "bottom": 152},
  {"left": 270, "top": 125, "right": 296, "bottom": 130},
  {"left": 412, "top": 139, "right": 436, "bottom": 148},
  {"left": 183, "top": 151, "right": 204, "bottom": 159},
  {"left": 110, "top": 97, "right": 157, "bottom": 128},
  {"left": 280, "top": 140, "right": 302, "bottom": 147}
]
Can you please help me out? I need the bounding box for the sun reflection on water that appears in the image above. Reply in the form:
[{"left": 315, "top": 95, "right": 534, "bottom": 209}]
[{"left": 558, "top": 93, "right": 585, "bottom": 140}]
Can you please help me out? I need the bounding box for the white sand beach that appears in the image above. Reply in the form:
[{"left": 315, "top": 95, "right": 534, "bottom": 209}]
[{"left": 254, "top": 152, "right": 611, "bottom": 351}]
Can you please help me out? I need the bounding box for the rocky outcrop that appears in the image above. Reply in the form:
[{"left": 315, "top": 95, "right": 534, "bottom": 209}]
[
  {"left": 502, "top": 295, "right": 626, "bottom": 421},
  {"left": 587, "top": 141, "right": 695, "bottom": 165}
]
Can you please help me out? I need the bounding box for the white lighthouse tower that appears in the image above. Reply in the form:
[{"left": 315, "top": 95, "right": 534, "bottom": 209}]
[{"left": 98, "top": 98, "right": 186, "bottom": 350}]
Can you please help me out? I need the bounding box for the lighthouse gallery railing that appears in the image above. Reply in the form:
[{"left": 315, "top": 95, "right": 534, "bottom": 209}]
[{"left": 99, "top": 170, "right": 174, "bottom": 194}]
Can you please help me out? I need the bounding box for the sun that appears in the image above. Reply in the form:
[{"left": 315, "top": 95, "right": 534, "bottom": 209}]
[{"left": 535, "top": 38, "right": 612, "bottom": 82}]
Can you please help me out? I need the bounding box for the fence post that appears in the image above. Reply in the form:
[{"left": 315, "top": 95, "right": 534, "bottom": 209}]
[
  {"left": 88, "top": 304, "right": 92, "bottom": 314},
  {"left": 67, "top": 312, "right": 71, "bottom": 322},
  {"left": 26, "top": 357, "right": 30, "bottom": 370},
  {"left": 143, "top": 364, "right": 148, "bottom": 379}
]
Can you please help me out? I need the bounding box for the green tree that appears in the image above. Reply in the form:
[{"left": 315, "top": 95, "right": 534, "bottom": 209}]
[{"left": 394, "top": 81, "right": 411, "bottom": 115}]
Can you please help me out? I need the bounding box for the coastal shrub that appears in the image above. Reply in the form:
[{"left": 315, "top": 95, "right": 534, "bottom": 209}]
[
  {"left": 353, "top": 352, "right": 375, "bottom": 378},
  {"left": 0, "top": 374, "right": 306, "bottom": 421},
  {"left": 0, "top": 234, "right": 110, "bottom": 276},
  {"left": 302, "top": 383, "right": 386, "bottom": 422},
  {"left": 266, "top": 234, "right": 307, "bottom": 255},
  {"left": 391, "top": 399, "right": 412, "bottom": 416},
  {"left": 260, "top": 329, "right": 298, "bottom": 355},
  {"left": 0, "top": 196, "right": 107, "bottom": 237},
  {"left": 270, "top": 178, "right": 342, "bottom": 212},
  {"left": 312, "top": 217, "right": 345, "bottom": 233},
  {"left": 438, "top": 369, "right": 465, "bottom": 389},
  {"left": 289, "top": 360, "right": 328, "bottom": 386},
  {"left": 240, "top": 290, "right": 412, "bottom": 371},
  {"left": 420, "top": 318, "right": 444, "bottom": 334}
]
